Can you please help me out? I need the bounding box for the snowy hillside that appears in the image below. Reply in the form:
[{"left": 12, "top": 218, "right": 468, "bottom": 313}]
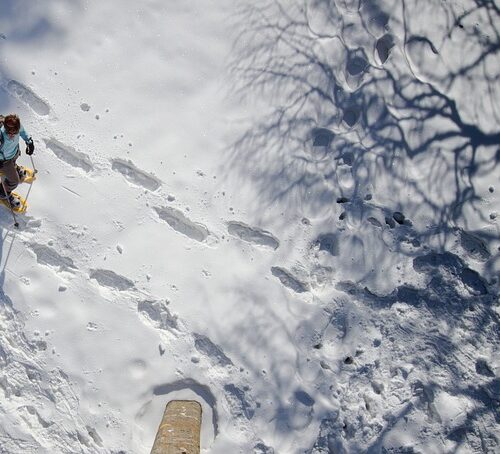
[{"left": 0, "top": 0, "right": 498, "bottom": 453}]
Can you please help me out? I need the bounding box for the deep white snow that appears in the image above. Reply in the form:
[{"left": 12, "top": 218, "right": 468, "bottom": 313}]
[{"left": 0, "top": 0, "right": 498, "bottom": 453}]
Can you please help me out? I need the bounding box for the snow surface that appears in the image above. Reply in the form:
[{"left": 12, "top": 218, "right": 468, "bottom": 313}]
[{"left": 0, "top": 0, "right": 499, "bottom": 453}]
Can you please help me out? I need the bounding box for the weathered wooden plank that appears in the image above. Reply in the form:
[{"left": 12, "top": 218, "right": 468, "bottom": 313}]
[{"left": 151, "top": 400, "right": 202, "bottom": 454}]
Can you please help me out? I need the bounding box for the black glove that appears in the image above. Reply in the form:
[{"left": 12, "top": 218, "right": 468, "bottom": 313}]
[{"left": 26, "top": 138, "right": 35, "bottom": 155}]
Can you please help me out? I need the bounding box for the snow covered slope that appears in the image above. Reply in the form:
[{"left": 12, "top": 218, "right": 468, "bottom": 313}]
[{"left": 0, "top": 0, "right": 498, "bottom": 453}]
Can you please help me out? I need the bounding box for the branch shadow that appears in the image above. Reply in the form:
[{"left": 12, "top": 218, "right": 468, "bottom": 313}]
[
  {"left": 225, "top": 0, "right": 500, "bottom": 451},
  {"left": 228, "top": 0, "right": 499, "bottom": 234}
]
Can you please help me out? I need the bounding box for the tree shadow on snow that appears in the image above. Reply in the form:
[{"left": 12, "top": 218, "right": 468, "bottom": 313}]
[
  {"left": 228, "top": 0, "right": 499, "bottom": 243},
  {"left": 226, "top": 0, "right": 500, "bottom": 452}
]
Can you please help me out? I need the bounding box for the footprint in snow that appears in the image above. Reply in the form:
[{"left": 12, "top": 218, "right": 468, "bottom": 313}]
[
  {"left": 273, "top": 389, "right": 315, "bottom": 432},
  {"left": 7, "top": 80, "right": 51, "bottom": 116},
  {"left": 475, "top": 358, "right": 495, "bottom": 377},
  {"left": 385, "top": 216, "right": 396, "bottom": 228},
  {"left": 154, "top": 206, "right": 209, "bottom": 242},
  {"left": 457, "top": 229, "right": 491, "bottom": 262},
  {"left": 193, "top": 333, "right": 233, "bottom": 367},
  {"left": 337, "top": 166, "right": 355, "bottom": 189},
  {"left": 254, "top": 442, "right": 275, "bottom": 454},
  {"left": 376, "top": 33, "right": 395, "bottom": 64},
  {"left": 271, "top": 267, "right": 309, "bottom": 293},
  {"left": 367, "top": 217, "right": 383, "bottom": 228},
  {"left": 359, "top": 0, "right": 390, "bottom": 36},
  {"left": 342, "top": 105, "right": 361, "bottom": 127},
  {"left": 137, "top": 300, "right": 180, "bottom": 333},
  {"left": 224, "top": 384, "right": 256, "bottom": 420},
  {"left": 345, "top": 50, "right": 369, "bottom": 89},
  {"left": 84, "top": 426, "right": 104, "bottom": 448},
  {"left": 413, "top": 252, "right": 488, "bottom": 295},
  {"left": 312, "top": 233, "right": 339, "bottom": 256},
  {"left": 111, "top": 158, "right": 162, "bottom": 191},
  {"left": 76, "top": 426, "right": 104, "bottom": 449},
  {"left": 89, "top": 269, "right": 135, "bottom": 291},
  {"left": 295, "top": 389, "right": 315, "bottom": 407},
  {"left": 312, "top": 128, "right": 334, "bottom": 148},
  {"left": 227, "top": 221, "right": 280, "bottom": 250},
  {"left": 28, "top": 243, "right": 78, "bottom": 273},
  {"left": 86, "top": 322, "right": 98, "bottom": 331},
  {"left": 346, "top": 55, "right": 368, "bottom": 75},
  {"left": 393, "top": 211, "right": 406, "bottom": 225},
  {"left": 18, "top": 405, "right": 52, "bottom": 429},
  {"left": 44, "top": 138, "right": 94, "bottom": 173}
]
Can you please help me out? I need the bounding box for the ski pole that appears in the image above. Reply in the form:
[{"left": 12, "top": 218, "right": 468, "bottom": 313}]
[
  {"left": 23, "top": 152, "right": 37, "bottom": 208},
  {"left": 28, "top": 149, "right": 38, "bottom": 174},
  {"left": 1, "top": 178, "right": 19, "bottom": 228}
]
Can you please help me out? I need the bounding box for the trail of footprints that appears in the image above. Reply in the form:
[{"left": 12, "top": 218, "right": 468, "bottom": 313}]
[
  {"left": 20, "top": 234, "right": 260, "bottom": 447},
  {"left": 3, "top": 0, "right": 443, "bottom": 298},
  {"left": 24, "top": 124, "right": 492, "bottom": 302},
  {"left": 22, "top": 212, "right": 269, "bottom": 442},
  {"left": 137, "top": 300, "right": 258, "bottom": 448},
  {"left": 5, "top": 78, "right": 287, "bottom": 284},
  {"left": 21, "top": 240, "right": 259, "bottom": 448}
]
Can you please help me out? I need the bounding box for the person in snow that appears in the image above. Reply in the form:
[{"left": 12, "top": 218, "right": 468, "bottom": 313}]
[{"left": 0, "top": 114, "right": 35, "bottom": 208}]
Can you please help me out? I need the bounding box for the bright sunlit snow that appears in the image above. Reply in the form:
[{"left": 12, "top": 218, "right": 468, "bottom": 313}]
[{"left": 0, "top": 0, "right": 498, "bottom": 453}]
